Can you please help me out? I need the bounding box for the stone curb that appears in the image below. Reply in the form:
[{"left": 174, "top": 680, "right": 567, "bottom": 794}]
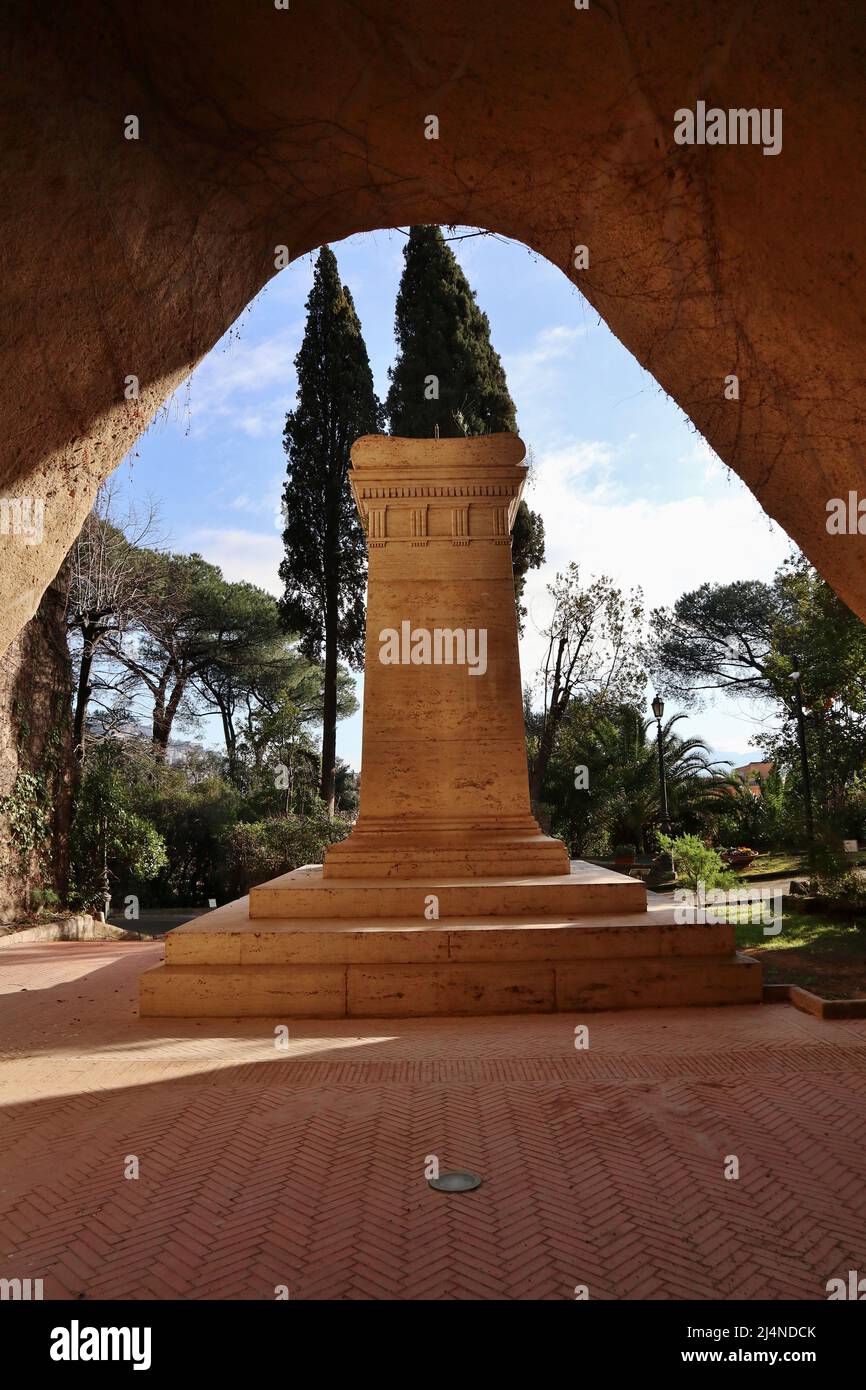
[
  {"left": 0, "top": 915, "right": 141, "bottom": 947},
  {"left": 781, "top": 894, "right": 866, "bottom": 918},
  {"left": 761, "top": 980, "right": 866, "bottom": 1020}
]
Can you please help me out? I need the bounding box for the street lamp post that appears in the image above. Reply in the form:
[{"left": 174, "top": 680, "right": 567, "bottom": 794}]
[
  {"left": 788, "top": 664, "right": 815, "bottom": 847},
  {"left": 647, "top": 693, "right": 676, "bottom": 887},
  {"left": 651, "top": 693, "right": 672, "bottom": 834}
]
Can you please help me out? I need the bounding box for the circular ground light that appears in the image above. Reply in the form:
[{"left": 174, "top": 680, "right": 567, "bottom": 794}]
[{"left": 428, "top": 1171, "right": 482, "bottom": 1193}]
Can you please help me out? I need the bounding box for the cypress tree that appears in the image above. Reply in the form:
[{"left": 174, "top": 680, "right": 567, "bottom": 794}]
[
  {"left": 279, "top": 246, "right": 382, "bottom": 815},
  {"left": 385, "top": 225, "right": 544, "bottom": 620}
]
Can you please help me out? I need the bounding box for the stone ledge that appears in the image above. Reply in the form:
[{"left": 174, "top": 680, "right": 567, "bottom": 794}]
[
  {"left": 140, "top": 952, "right": 762, "bottom": 1019},
  {"left": 0, "top": 914, "right": 141, "bottom": 947},
  {"left": 165, "top": 910, "right": 739, "bottom": 967},
  {"left": 762, "top": 980, "right": 866, "bottom": 1020},
  {"left": 249, "top": 861, "right": 647, "bottom": 919}
]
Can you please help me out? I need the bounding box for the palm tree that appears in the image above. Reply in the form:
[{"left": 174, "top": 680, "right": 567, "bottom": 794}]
[
  {"left": 603, "top": 709, "right": 736, "bottom": 851},
  {"left": 531, "top": 699, "right": 739, "bottom": 857}
]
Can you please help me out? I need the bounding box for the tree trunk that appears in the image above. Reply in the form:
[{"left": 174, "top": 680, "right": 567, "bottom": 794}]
[
  {"left": 72, "top": 627, "right": 95, "bottom": 778},
  {"left": 216, "top": 693, "right": 238, "bottom": 783},
  {"left": 528, "top": 759, "right": 543, "bottom": 811},
  {"left": 529, "top": 709, "right": 561, "bottom": 810},
  {"left": 0, "top": 563, "right": 74, "bottom": 920},
  {"left": 152, "top": 672, "right": 186, "bottom": 756},
  {"left": 320, "top": 594, "right": 338, "bottom": 816},
  {"left": 152, "top": 672, "right": 169, "bottom": 753},
  {"left": 812, "top": 707, "right": 829, "bottom": 817}
]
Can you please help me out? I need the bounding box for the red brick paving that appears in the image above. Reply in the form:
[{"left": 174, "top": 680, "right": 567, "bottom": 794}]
[{"left": 1, "top": 941, "right": 866, "bottom": 1299}]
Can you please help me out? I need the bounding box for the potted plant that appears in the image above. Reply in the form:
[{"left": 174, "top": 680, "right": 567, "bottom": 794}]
[
  {"left": 613, "top": 842, "right": 637, "bottom": 868},
  {"left": 720, "top": 845, "right": 758, "bottom": 869}
]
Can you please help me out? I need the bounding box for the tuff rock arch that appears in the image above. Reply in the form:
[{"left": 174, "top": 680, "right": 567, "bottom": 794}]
[{"left": 1, "top": 0, "right": 865, "bottom": 641}]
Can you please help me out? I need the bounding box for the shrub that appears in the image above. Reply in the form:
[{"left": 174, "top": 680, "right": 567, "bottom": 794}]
[
  {"left": 657, "top": 833, "right": 737, "bottom": 892},
  {"left": 138, "top": 772, "right": 243, "bottom": 906},
  {"left": 70, "top": 745, "right": 168, "bottom": 912},
  {"left": 220, "top": 811, "right": 351, "bottom": 898},
  {"left": 807, "top": 868, "right": 866, "bottom": 904},
  {"left": 29, "top": 886, "right": 60, "bottom": 916}
]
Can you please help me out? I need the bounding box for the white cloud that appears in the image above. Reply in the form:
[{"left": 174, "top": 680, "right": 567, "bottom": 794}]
[
  {"left": 228, "top": 490, "right": 280, "bottom": 517},
  {"left": 237, "top": 414, "right": 269, "bottom": 438},
  {"left": 526, "top": 438, "right": 619, "bottom": 503},
  {"left": 522, "top": 436, "right": 787, "bottom": 635},
  {"left": 170, "top": 326, "right": 300, "bottom": 439},
  {"left": 196, "top": 329, "right": 298, "bottom": 399},
  {"left": 503, "top": 324, "right": 591, "bottom": 402},
  {"left": 522, "top": 324, "right": 589, "bottom": 362},
  {"left": 181, "top": 527, "right": 284, "bottom": 596},
  {"left": 517, "top": 434, "right": 792, "bottom": 759},
  {"left": 678, "top": 433, "right": 725, "bottom": 481}
]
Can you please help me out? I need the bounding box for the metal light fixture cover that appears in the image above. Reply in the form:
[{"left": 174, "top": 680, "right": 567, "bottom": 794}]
[
  {"left": 428, "top": 1171, "right": 483, "bottom": 1193},
  {"left": 652, "top": 693, "right": 665, "bottom": 721}
]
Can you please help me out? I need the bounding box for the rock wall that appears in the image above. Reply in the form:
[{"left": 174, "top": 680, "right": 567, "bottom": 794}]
[
  {"left": 0, "top": 567, "right": 73, "bottom": 921},
  {"left": 0, "top": 0, "right": 864, "bottom": 650}
]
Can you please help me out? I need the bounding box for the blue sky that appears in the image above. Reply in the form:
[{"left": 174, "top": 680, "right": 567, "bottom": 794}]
[{"left": 117, "top": 226, "right": 792, "bottom": 770}]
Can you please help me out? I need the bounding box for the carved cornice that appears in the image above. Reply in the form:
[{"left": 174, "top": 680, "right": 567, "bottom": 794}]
[
  {"left": 355, "top": 483, "right": 521, "bottom": 500},
  {"left": 348, "top": 433, "right": 528, "bottom": 543}
]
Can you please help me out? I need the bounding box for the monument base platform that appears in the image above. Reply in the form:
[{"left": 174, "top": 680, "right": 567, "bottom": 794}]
[
  {"left": 321, "top": 822, "right": 571, "bottom": 879},
  {"left": 247, "top": 859, "right": 646, "bottom": 919},
  {"left": 139, "top": 862, "right": 762, "bottom": 1018}
]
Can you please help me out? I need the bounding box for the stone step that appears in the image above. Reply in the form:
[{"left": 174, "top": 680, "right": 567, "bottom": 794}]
[
  {"left": 322, "top": 830, "right": 571, "bottom": 879},
  {"left": 248, "top": 860, "right": 646, "bottom": 920},
  {"left": 164, "top": 902, "right": 736, "bottom": 967},
  {"left": 139, "top": 952, "right": 762, "bottom": 1018}
]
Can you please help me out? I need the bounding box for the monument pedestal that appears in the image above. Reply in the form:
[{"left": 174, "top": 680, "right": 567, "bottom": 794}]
[{"left": 140, "top": 435, "right": 760, "bottom": 1018}]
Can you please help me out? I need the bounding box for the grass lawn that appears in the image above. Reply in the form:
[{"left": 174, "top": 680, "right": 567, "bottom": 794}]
[
  {"left": 734, "top": 850, "right": 866, "bottom": 880},
  {"left": 735, "top": 851, "right": 807, "bottom": 879},
  {"left": 737, "top": 911, "right": 866, "bottom": 998}
]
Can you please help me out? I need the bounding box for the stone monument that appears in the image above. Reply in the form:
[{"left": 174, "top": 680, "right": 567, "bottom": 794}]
[{"left": 141, "top": 435, "right": 760, "bottom": 1017}]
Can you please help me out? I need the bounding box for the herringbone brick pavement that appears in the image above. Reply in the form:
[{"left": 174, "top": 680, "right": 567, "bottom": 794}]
[{"left": 1, "top": 942, "right": 865, "bottom": 1299}]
